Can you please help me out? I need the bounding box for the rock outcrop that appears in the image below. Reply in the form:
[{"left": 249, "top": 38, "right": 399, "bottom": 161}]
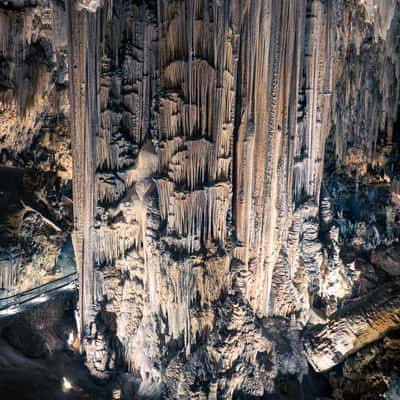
[
  {"left": 304, "top": 279, "right": 400, "bottom": 372},
  {"left": 0, "top": 0, "right": 73, "bottom": 295},
  {"left": 0, "top": 0, "right": 400, "bottom": 399}
]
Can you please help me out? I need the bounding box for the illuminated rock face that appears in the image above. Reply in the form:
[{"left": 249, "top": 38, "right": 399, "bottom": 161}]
[
  {"left": 0, "top": 1, "right": 73, "bottom": 295},
  {"left": 304, "top": 279, "right": 400, "bottom": 372},
  {"left": 1, "top": 0, "right": 400, "bottom": 398}
]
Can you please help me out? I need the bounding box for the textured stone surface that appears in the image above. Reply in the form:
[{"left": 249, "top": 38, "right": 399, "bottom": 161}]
[
  {"left": 304, "top": 279, "right": 400, "bottom": 372},
  {"left": 327, "top": 329, "right": 400, "bottom": 400},
  {"left": 0, "top": 0, "right": 73, "bottom": 295},
  {"left": 0, "top": 0, "right": 400, "bottom": 399}
]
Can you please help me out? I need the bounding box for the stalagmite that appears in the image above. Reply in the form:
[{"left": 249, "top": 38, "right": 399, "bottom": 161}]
[{"left": 63, "top": 0, "right": 400, "bottom": 397}]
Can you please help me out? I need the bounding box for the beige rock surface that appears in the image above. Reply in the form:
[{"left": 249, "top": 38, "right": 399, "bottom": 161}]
[{"left": 1, "top": 0, "right": 400, "bottom": 398}]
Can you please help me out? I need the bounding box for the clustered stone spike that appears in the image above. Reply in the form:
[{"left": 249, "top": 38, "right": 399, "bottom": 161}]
[{"left": 0, "top": 0, "right": 400, "bottom": 399}]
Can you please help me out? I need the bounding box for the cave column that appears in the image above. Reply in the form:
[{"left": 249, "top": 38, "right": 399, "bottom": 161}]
[{"left": 66, "top": 0, "right": 102, "bottom": 338}]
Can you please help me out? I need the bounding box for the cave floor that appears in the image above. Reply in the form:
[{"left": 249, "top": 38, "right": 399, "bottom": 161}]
[{"left": 0, "top": 338, "right": 111, "bottom": 400}]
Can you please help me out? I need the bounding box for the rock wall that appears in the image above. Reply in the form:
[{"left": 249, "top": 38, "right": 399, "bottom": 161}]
[
  {"left": 66, "top": 0, "right": 400, "bottom": 398},
  {"left": 0, "top": 0, "right": 73, "bottom": 294},
  {"left": 1, "top": 0, "right": 400, "bottom": 399}
]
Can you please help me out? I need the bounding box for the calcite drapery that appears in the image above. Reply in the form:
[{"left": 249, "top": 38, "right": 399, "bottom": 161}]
[
  {"left": 64, "top": 0, "right": 400, "bottom": 397},
  {"left": 0, "top": 1, "right": 73, "bottom": 296},
  {"left": 1, "top": 0, "right": 400, "bottom": 398}
]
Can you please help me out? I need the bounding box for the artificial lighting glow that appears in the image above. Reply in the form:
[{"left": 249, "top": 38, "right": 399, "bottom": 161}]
[
  {"left": 60, "top": 282, "right": 76, "bottom": 291},
  {"left": 0, "top": 305, "right": 20, "bottom": 316},
  {"left": 31, "top": 294, "right": 49, "bottom": 304},
  {"left": 63, "top": 377, "right": 72, "bottom": 391},
  {"left": 67, "top": 331, "right": 74, "bottom": 346}
]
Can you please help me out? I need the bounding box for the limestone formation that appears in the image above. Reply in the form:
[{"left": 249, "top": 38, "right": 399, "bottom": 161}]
[
  {"left": 304, "top": 279, "right": 400, "bottom": 372},
  {"left": 0, "top": 0, "right": 72, "bottom": 295},
  {"left": 0, "top": 0, "right": 400, "bottom": 399}
]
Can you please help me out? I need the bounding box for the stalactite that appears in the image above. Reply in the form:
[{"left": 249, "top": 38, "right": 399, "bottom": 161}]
[
  {"left": 59, "top": 0, "right": 400, "bottom": 398},
  {"left": 93, "top": 222, "right": 142, "bottom": 265},
  {"left": 0, "top": 250, "right": 19, "bottom": 291},
  {"left": 96, "top": 173, "right": 127, "bottom": 204},
  {"left": 155, "top": 178, "right": 175, "bottom": 221},
  {"left": 170, "top": 139, "right": 216, "bottom": 189}
]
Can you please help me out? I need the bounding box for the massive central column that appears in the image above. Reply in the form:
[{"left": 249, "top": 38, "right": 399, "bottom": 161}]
[
  {"left": 64, "top": 0, "right": 400, "bottom": 398},
  {"left": 67, "top": 1, "right": 101, "bottom": 337}
]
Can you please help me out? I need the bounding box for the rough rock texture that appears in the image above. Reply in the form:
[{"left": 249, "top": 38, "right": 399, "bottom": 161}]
[
  {"left": 304, "top": 279, "right": 400, "bottom": 372},
  {"left": 0, "top": 291, "right": 113, "bottom": 400},
  {"left": 1, "top": 0, "right": 400, "bottom": 399},
  {"left": 0, "top": 0, "right": 73, "bottom": 294},
  {"left": 66, "top": 0, "right": 400, "bottom": 398},
  {"left": 327, "top": 329, "right": 400, "bottom": 400}
]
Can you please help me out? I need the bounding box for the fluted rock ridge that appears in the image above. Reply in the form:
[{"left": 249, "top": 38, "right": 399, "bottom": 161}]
[{"left": 0, "top": 0, "right": 400, "bottom": 399}]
